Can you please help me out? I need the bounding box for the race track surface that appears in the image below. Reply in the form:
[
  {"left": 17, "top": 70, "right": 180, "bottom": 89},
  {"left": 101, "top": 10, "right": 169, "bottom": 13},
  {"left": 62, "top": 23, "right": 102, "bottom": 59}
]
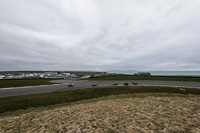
[{"left": 0, "top": 80, "right": 200, "bottom": 97}]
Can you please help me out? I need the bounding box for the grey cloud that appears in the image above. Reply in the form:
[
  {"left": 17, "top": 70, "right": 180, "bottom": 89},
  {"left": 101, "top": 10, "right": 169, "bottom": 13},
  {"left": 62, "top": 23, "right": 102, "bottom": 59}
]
[{"left": 0, "top": 0, "right": 200, "bottom": 71}]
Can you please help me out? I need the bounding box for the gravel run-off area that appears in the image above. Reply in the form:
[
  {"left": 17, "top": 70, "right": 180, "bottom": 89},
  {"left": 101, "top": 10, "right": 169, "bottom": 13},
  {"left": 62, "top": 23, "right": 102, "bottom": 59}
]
[{"left": 0, "top": 93, "right": 200, "bottom": 133}]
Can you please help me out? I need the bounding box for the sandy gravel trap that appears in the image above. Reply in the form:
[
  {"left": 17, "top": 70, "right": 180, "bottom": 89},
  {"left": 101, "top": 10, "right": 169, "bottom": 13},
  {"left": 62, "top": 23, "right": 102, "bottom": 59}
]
[{"left": 0, "top": 93, "right": 200, "bottom": 133}]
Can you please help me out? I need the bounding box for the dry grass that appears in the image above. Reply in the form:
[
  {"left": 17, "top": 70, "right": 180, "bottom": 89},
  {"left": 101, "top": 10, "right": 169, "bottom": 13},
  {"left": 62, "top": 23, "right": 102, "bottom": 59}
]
[{"left": 0, "top": 93, "right": 200, "bottom": 133}]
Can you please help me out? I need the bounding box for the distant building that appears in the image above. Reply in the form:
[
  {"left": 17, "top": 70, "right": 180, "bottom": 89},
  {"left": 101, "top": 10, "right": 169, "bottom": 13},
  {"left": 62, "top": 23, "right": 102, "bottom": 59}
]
[
  {"left": 64, "top": 75, "right": 80, "bottom": 80},
  {"left": 25, "top": 74, "right": 34, "bottom": 77},
  {"left": 0, "top": 75, "right": 6, "bottom": 79},
  {"left": 80, "top": 75, "right": 90, "bottom": 79},
  {"left": 71, "top": 74, "right": 76, "bottom": 77},
  {"left": 15, "top": 75, "right": 23, "bottom": 78},
  {"left": 43, "top": 72, "right": 55, "bottom": 77},
  {"left": 57, "top": 71, "right": 64, "bottom": 74},
  {"left": 63, "top": 73, "right": 70, "bottom": 76},
  {"left": 7, "top": 75, "right": 14, "bottom": 79},
  {"left": 39, "top": 74, "right": 44, "bottom": 78},
  {"left": 90, "top": 75, "right": 96, "bottom": 78},
  {"left": 133, "top": 72, "right": 151, "bottom": 76}
]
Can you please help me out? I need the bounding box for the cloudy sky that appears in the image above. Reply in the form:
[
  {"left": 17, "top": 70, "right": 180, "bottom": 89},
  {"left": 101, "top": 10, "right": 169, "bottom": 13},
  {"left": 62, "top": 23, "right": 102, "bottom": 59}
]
[{"left": 0, "top": 0, "right": 200, "bottom": 71}]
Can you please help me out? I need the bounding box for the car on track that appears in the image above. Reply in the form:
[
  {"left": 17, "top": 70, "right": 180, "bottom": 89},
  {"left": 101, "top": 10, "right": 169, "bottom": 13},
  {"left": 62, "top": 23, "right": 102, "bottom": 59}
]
[
  {"left": 92, "top": 83, "right": 97, "bottom": 86},
  {"left": 124, "top": 83, "right": 129, "bottom": 86},
  {"left": 132, "top": 82, "right": 138, "bottom": 85},
  {"left": 113, "top": 82, "right": 118, "bottom": 86},
  {"left": 68, "top": 84, "right": 74, "bottom": 87}
]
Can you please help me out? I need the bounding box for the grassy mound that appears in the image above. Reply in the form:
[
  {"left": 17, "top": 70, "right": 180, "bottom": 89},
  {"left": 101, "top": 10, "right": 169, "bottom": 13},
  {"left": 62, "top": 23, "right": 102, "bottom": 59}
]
[
  {"left": 0, "top": 93, "right": 200, "bottom": 132},
  {"left": 0, "top": 86, "right": 200, "bottom": 114}
]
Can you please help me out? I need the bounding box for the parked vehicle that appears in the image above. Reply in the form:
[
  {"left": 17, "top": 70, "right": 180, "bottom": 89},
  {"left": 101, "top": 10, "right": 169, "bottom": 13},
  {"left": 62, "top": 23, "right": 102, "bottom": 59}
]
[
  {"left": 92, "top": 83, "right": 97, "bottom": 86},
  {"left": 124, "top": 83, "right": 129, "bottom": 86},
  {"left": 113, "top": 82, "right": 118, "bottom": 86},
  {"left": 132, "top": 82, "right": 138, "bottom": 85},
  {"left": 68, "top": 84, "right": 74, "bottom": 87}
]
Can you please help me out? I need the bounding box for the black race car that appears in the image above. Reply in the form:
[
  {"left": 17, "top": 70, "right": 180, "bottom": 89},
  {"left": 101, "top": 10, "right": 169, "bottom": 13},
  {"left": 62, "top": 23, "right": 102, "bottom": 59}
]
[
  {"left": 68, "top": 84, "right": 74, "bottom": 87},
  {"left": 132, "top": 82, "right": 138, "bottom": 85},
  {"left": 113, "top": 82, "right": 118, "bottom": 86},
  {"left": 92, "top": 83, "right": 97, "bottom": 86},
  {"left": 124, "top": 83, "right": 129, "bottom": 86}
]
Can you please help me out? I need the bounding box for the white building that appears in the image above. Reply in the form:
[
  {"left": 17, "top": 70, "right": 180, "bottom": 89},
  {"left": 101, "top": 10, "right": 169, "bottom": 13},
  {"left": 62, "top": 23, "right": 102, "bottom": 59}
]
[
  {"left": 63, "top": 73, "right": 70, "bottom": 76},
  {"left": 0, "top": 75, "right": 5, "bottom": 79},
  {"left": 25, "top": 74, "right": 34, "bottom": 77},
  {"left": 7, "top": 76, "right": 14, "bottom": 79},
  {"left": 39, "top": 74, "right": 44, "bottom": 78},
  {"left": 15, "top": 75, "right": 23, "bottom": 78}
]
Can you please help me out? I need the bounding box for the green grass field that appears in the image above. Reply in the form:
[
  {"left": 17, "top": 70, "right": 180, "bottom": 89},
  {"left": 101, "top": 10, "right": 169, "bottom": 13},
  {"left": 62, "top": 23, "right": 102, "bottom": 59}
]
[
  {"left": 0, "top": 79, "right": 57, "bottom": 88},
  {"left": 0, "top": 86, "right": 199, "bottom": 114},
  {"left": 87, "top": 75, "right": 200, "bottom": 82}
]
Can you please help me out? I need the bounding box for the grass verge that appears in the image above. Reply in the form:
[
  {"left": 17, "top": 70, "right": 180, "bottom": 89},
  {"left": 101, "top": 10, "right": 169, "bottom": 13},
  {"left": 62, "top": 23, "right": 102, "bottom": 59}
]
[
  {"left": 87, "top": 75, "right": 200, "bottom": 82},
  {"left": 0, "top": 86, "right": 200, "bottom": 114},
  {"left": 1, "top": 93, "right": 199, "bottom": 132},
  {"left": 0, "top": 79, "right": 59, "bottom": 88}
]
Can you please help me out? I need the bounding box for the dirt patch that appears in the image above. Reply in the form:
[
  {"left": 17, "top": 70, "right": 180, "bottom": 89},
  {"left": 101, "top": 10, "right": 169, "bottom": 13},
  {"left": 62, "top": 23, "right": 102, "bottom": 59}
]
[{"left": 0, "top": 94, "right": 200, "bottom": 133}]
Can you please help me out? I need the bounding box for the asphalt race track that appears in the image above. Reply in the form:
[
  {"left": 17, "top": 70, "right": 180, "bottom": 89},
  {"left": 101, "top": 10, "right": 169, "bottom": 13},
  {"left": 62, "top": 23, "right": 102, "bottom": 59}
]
[{"left": 0, "top": 80, "right": 200, "bottom": 97}]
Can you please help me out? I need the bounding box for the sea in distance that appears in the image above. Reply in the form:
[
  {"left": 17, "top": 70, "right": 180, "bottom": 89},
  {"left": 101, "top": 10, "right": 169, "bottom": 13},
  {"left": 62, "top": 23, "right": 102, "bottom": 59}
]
[{"left": 108, "top": 70, "right": 200, "bottom": 77}]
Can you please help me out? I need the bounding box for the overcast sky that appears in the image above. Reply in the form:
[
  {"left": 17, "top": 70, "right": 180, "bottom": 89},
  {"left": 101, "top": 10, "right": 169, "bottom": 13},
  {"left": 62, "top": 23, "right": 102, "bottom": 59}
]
[{"left": 0, "top": 0, "right": 200, "bottom": 71}]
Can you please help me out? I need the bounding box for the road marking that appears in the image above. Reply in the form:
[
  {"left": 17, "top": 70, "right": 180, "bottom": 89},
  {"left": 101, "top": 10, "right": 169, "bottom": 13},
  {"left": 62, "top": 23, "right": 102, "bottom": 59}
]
[
  {"left": 2, "top": 88, "right": 13, "bottom": 90},
  {"left": 23, "top": 86, "right": 33, "bottom": 88},
  {"left": 0, "top": 84, "right": 61, "bottom": 90},
  {"left": 21, "top": 86, "right": 28, "bottom": 88}
]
